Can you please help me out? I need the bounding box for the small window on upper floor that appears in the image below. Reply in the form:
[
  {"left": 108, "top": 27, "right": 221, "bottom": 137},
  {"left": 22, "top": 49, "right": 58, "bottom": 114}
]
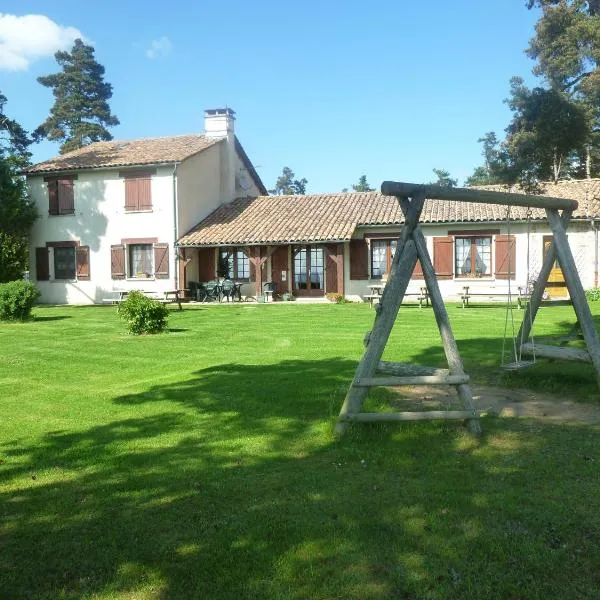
[
  {"left": 44, "top": 176, "right": 76, "bottom": 215},
  {"left": 121, "top": 170, "right": 154, "bottom": 212}
]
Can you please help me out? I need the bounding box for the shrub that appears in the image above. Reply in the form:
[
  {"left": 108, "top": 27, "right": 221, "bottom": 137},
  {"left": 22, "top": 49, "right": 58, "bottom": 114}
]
[
  {"left": 118, "top": 291, "right": 169, "bottom": 334},
  {"left": 0, "top": 280, "right": 40, "bottom": 321},
  {"left": 326, "top": 292, "right": 346, "bottom": 304},
  {"left": 585, "top": 287, "right": 600, "bottom": 302}
]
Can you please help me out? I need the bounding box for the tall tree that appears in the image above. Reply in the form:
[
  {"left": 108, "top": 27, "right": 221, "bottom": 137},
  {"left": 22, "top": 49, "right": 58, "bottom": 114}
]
[
  {"left": 351, "top": 175, "right": 375, "bottom": 192},
  {"left": 35, "top": 39, "right": 119, "bottom": 154},
  {"left": 430, "top": 168, "right": 458, "bottom": 187},
  {"left": 526, "top": 0, "right": 600, "bottom": 175},
  {"left": 0, "top": 93, "right": 37, "bottom": 282},
  {"left": 503, "top": 76, "right": 588, "bottom": 186},
  {"left": 269, "top": 166, "right": 308, "bottom": 195},
  {"left": 465, "top": 132, "right": 506, "bottom": 186},
  {"left": 0, "top": 91, "right": 31, "bottom": 169}
]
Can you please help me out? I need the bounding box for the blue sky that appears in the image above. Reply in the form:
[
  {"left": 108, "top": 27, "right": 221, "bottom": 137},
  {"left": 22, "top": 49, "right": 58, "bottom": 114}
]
[{"left": 1, "top": 1, "right": 540, "bottom": 192}]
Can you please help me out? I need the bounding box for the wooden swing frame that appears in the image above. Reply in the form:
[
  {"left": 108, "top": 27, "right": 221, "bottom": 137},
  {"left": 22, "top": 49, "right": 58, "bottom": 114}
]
[{"left": 336, "top": 181, "right": 600, "bottom": 436}]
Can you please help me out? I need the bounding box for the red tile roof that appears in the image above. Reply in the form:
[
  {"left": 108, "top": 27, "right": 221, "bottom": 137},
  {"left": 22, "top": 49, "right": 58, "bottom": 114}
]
[
  {"left": 24, "top": 135, "right": 223, "bottom": 173},
  {"left": 178, "top": 179, "right": 600, "bottom": 246}
]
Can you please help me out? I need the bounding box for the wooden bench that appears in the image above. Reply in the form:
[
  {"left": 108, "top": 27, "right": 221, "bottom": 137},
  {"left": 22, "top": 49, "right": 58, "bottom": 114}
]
[
  {"left": 101, "top": 290, "right": 183, "bottom": 310},
  {"left": 364, "top": 288, "right": 430, "bottom": 308},
  {"left": 460, "top": 286, "right": 530, "bottom": 309}
]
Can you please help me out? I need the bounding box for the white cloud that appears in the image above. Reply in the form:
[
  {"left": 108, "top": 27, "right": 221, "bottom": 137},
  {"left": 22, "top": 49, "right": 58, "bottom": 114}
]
[
  {"left": 0, "top": 13, "right": 83, "bottom": 71},
  {"left": 146, "top": 36, "right": 172, "bottom": 59}
]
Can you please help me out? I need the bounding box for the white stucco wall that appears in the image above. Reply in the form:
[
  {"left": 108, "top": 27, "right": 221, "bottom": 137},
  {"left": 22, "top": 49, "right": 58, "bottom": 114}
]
[
  {"left": 28, "top": 166, "right": 177, "bottom": 304},
  {"left": 343, "top": 221, "right": 596, "bottom": 302}
]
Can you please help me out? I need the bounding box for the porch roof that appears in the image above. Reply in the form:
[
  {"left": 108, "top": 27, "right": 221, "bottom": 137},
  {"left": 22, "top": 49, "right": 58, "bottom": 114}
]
[{"left": 177, "top": 180, "right": 600, "bottom": 247}]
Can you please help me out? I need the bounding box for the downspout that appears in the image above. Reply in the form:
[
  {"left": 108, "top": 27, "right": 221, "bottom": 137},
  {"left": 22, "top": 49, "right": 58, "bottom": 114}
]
[
  {"left": 593, "top": 219, "right": 599, "bottom": 288},
  {"left": 172, "top": 163, "right": 180, "bottom": 290}
]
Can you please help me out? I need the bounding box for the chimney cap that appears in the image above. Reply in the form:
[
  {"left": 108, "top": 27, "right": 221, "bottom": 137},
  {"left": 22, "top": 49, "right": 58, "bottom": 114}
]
[{"left": 204, "top": 108, "right": 236, "bottom": 118}]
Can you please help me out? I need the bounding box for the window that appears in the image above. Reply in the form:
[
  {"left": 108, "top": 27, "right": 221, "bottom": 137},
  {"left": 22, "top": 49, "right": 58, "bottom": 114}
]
[
  {"left": 455, "top": 236, "right": 492, "bottom": 277},
  {"left": 128, "top": 244, "right": 153, "bottom": 278},
  {"left": 293, "top": 246, "right": 324, "bottom": 291},
  {"left": 219, "top": 248, "right": 250, "bottom": 280},
  {"left": 110, "top": 241, "right": 169, "bottom": 280},
  {"left": 35, "top": 242, "right": 90, "bottom": 282},
  {"left": 121, "top": 170, "right": 154, "bottom": 212},
  {"left": 370, "top": 239, "right": 397, "bottom": 279},
  {"left": 54, "top": 246, "right": 76, "bottom": 280},
  {"left": 45, "top": 176, "right": 76, "bottom": 215}
]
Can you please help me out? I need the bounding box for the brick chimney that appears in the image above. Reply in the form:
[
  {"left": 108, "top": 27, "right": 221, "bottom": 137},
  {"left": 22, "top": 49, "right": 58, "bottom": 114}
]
[{"left": 204, "top": 108, "right": 236, "bottom": 203}]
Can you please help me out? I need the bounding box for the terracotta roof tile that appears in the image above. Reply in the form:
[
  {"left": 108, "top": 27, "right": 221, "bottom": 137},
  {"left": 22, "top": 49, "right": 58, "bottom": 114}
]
[
  {"left": 25, "top": 135, "right": 223, "bottom": 173},
  {"left": 178, "top": 179, "right": 600, "bottom": 247}
]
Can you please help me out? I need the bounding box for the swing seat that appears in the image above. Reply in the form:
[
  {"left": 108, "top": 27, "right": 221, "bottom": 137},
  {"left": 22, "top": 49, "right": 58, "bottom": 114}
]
[{"left": 500, "top": 360, "right": 536, "bottom": 371}]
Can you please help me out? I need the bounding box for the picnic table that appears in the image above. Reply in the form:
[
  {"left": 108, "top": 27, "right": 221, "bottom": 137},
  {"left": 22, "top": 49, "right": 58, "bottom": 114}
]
[
  {"left": 364, "top": 284, "right": 430, "bottom": 308},
  {"left": 102, "top": 289, "right": 185, "bottom": 310}
]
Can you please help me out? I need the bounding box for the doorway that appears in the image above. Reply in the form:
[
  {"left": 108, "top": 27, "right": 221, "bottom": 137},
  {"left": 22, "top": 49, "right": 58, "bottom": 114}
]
[
  {"left": 543, "top": 235, "right": 569, "bottom": 298},
  {"left": 293, "top": 246, "right": 324, "bottom": 296}
]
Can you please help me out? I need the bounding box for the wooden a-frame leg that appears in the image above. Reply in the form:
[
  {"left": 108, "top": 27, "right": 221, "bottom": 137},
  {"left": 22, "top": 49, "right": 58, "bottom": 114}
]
[
  {"left": 517, "top": 211, "right": 572, "bottom": 346},
  {"left": 336, "top": 194, "right": 425, "bottom": 435},
  {"left": 546, "top": 208, "right": 600, "bottom": 390},
  {"left": 405, "top": 206, "right": 481, "bottom": 435}
]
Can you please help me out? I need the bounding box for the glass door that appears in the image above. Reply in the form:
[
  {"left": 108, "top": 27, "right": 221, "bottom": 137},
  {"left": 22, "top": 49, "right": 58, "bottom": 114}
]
[{"left": 293, "top": 246, "right": 324, "bottom": 296}]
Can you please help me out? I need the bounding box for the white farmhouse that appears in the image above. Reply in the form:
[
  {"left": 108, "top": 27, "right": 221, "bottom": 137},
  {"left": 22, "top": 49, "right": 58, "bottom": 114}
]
[{"left": 25, "top": 108, "right": 265, "bottom": 304}]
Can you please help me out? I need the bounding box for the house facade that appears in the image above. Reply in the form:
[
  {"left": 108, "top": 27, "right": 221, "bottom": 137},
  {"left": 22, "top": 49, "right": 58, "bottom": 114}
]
[
  {"left": 178, "top": 180, "right": 600, "bottom": 301},
  {"left": 25, "top": 109, "right": 266, "bottom": 304},
  {"left": 26, "top": 107, "right": 600, "bottom": 304}
]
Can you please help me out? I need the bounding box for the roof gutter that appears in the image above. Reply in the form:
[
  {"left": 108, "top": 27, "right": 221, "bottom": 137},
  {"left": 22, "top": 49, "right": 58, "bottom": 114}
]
[{"left": 23, "top": 161, "right": 180, "bottom": 178}]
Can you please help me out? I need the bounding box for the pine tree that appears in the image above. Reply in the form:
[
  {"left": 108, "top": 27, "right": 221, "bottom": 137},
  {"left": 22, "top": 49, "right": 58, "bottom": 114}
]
[
  {"left": 351, "top": 175, "right": 375, "bottom": 192},
  {"left": 35, "top": 39, "right": 119, "bottom": 154},
  {"left": 269, "top": 167, "right": 308, "bottom": 195}
]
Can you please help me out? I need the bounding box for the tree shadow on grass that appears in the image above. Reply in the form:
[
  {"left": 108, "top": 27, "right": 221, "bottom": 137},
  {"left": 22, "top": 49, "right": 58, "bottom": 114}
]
[
  {"left": 2, "top": 358, "right": 600, "bottom": 599},
  {"left": 33, "top": 315, "right": 72, "bottom": 322}
]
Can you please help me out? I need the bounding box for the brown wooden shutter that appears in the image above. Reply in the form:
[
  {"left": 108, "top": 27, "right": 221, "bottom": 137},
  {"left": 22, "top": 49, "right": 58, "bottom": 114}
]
[
  {"left": 36, "top": 247, "right": 50, "bottom": 280},
  {"left": 197, "top": 247, "right": 216, "bottom": 280},
  {"left": 350, "top": 239, "right": 369, "bottom": 280},
  {"left": 76, "top": 246, "right": 90, "bottom": 280},
  {"left": 248, "top": 247, "right": 260, "bottom": 283},
  {"left": 48, "top": 181, "right": 59, "bottom": 215},
  {"left": 58, "top": 179, "right": 74, "bottom": 214},
  {"left": 271, "top": 246, "right": 288, "bottom": 290},
  {"left": 433, "top": 236, "right": 454, "bottom": 280},
  {"left": 124, "top": 173, "right": 152, "bottom": 211},
  {"left": 111, "top": 244, "right": 126, "bottom": 279},
  {"left": 412, "top": 259, "right": 424, "bottom": 280},
  {"left": 154, "top": 243, "right": 169, "bottom": 279},
  {"left": 495, "top": 235, "right": 516, "bottom": 280},
  {"left": 325, "top": 244, "right": 339, "bottom": 293}
]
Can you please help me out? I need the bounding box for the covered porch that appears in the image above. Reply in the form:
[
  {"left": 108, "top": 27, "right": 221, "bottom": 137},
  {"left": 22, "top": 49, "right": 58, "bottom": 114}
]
[{"left": 177, "top": 243, "right": 345, "bottom": 300}]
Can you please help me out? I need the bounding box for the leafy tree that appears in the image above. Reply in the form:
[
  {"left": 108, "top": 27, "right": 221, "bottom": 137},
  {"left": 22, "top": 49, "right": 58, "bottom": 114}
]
[
  {"left": 351, "top": 175, "right": 375, "bottom": 192},
  {"left": 503, "top": 76, "right": 588, "bottom": 186},
  {"left": 35, "top": 39, "right": 119, "bottom": 154},
  {"left": 430, "top": 168, "right": 458, "bottom": 187},
  {"left": 0, "top": 92, "right": 36, "bottom": 282},
  {"left": 1, "top": 91, "right": 32, "bottom": 169},
  {"left": 269, "top": 166, "right": 308, "bottom": 195},
  {"left": 465, "top": 132, "right": 507, "bottom": 186},
  {"left": 0, "top": 160, "right": 38, "bottom": 282},
  {"left": 526, "top": 0, "right": 600, "bottom": 175}
]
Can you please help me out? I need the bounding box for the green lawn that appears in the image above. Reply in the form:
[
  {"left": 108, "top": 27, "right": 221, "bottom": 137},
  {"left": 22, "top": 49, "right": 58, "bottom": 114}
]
[{"left": 1, "top": 302, "right": 599, "bottom": 599}]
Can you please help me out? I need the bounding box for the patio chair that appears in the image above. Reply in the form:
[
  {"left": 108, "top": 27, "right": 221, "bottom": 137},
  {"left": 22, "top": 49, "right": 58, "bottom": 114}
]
[
  {"left": 199, "top": 280, "right": 221, "bottom": 302},
  {"left": 188, "top": 281, "right": 200, "bottom": 301},
  {"left": 220, "top": 279, "right": 236, "bottom": 302}
]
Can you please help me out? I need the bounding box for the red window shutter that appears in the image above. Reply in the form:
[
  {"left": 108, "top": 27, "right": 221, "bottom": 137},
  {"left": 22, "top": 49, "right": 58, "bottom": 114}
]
[
  {"left": 58, "top": 179, "right": 74, "bottom": 214},
  {"left": 48, "top": 181, "right": 59, "bottom": 215},
  {"left": 412, "top": 258, "right": 424, "bottom": 280},
  {"left": 433, "top": 236, "right": 454, "bottom": 280},
  {"left": 325, "top": 244, "right": 338, "bottom": 293},
  {"left": 36, "top": 247, "right": 50, "bottom": 280},
  {"left": 495, "top": 235, "right": 516, "bottom": 280},
  {"left": 124, "top": 172, "right": 152, "bottom": 211},
  {"left": 124, "top": 178, "right": 139, "bottom": 211},
  {"left": 350, "top": 239, "right": 369, "bottom": 280},
  {"left": 154, "top": 243, "right": 169, "bottom": 279},
  {"left": 76, "top": 246, "right": 90, "bottom": 280},
  {"left": 198, "top": 247, "right": 216, "bottom": 280},
  {"left": 137, "top": 177, "right": 152, "bottom": 210},
  {"left": 111, "top": 245, "right": 126, "bottom": 279}
]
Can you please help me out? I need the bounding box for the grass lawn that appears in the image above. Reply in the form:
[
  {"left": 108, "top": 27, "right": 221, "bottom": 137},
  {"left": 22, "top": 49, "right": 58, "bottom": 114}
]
[{"left": 1, "top": 301, "right": 599, "bottom": 599}]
